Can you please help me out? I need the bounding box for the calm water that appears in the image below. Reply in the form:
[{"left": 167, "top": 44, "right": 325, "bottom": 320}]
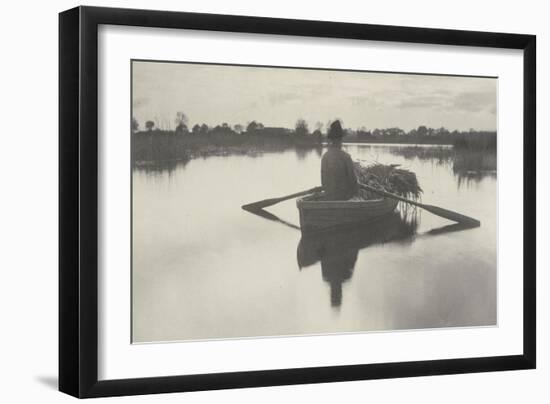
[{"left": 132, "top": 144, "right": 497, "bottom": 343}]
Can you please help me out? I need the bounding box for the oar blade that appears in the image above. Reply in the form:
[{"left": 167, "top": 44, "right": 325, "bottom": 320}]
[
  {"left": 422, "top": 204, "right": 481, "bottom": 227},
  {"left": 242, "top": 198, "right": 283, "bottom": 211}
]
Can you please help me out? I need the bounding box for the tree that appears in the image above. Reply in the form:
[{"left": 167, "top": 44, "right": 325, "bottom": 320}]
[
  {"left": 387, "top": 127, "right": 405, "bottom": 137},
  {"left": 417, "top": 125, "right": 428, "bottom": 137},
  {"left": 295, "top": 119, "right": 309, "bottom": 136},
  {"left": 131, "top": 117, "right": 139, "bottom": 133},
  {"left": 314, "top": 121, "right": 324, "bottom": 132},
  {"left": 246, "top": 121, "right": 263, "bottom": 133},
  {"left": 192, "top": 124, "right": 201, "bottom": 135},
  {"left": 145, "top": 120, "right": 155, "bottom": 131},
  {"left": 234, "top": 124, "right": 244, "bottom": 134},
  {"left": 356, "top": 128, "right": 371, "bottom": 141},
  {"left": 312, "top": 129, "right": 323, "bottom": 142},
  {"left": 175, "top": 111, "right": 189, "bottom": 127},
  {"left": 174, "top": 112, "right": 189, "bottom": 135},
  {"left": 211, "top": 124, "right": 231, "bottom": 134},
  {"left": 200, "top": 124, "right": 209, "bottom": 135},
  {"left": 175, "top": 123, "right": 189, "bottom": 135},
  {"left": 437, "top": 126, "right": 450, "bottom": 136}
]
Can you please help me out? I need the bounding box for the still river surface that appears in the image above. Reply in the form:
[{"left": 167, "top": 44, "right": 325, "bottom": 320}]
[{"left": 132, "top": 144, "right": 497, "bottom": 343}]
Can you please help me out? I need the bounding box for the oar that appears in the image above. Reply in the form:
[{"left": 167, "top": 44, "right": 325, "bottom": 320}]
[
  {"left": 242, "top": 186, "right": 323, "bottom": 211},
  {"left": 359, "top": 182, "right": 481, "bottom": 227}
]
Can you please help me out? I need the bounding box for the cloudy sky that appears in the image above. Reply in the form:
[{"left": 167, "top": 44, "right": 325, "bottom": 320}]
[{"left": 132, "top": 61, "right": 497, "bottom": 132}]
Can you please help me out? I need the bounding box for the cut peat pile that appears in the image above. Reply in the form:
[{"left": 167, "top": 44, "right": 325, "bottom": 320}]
[{"left": 354, "top": 162, "right": 423, "bottom": 200}]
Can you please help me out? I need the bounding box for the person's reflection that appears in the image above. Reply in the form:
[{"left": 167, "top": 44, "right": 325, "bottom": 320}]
[
  {"left": 297, "top": 212, "right": 417, "bottom": 308},
  {"left": 320, "top": 244, "right": 358, "bottom": 307}
]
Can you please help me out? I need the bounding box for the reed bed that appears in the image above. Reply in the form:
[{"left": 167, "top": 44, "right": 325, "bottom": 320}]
[{"left": 132, "top": 131, "right": 321, "bottom": 163}]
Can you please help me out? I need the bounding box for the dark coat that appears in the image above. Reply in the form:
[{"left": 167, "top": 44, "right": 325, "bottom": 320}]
[{"left": 321, "top": 147, "right": 358, "bottom": 200}]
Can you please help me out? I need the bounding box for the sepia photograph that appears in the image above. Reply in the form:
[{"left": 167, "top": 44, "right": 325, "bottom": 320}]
[{"left": 131, "top": 60, "right": 497, "bottom": 343}]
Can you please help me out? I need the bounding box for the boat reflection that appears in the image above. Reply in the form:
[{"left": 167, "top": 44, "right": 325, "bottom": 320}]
[
  {"left": 297, "top": 212, "right": 418, "bottom": 308},
  {"left": 244, "top": 205, "right": 479, "bottom": 309}
]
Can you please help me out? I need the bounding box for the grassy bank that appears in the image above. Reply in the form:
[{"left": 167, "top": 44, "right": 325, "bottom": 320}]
[
  {"left": 390, "top": 143, "right": 496, "bottom": 185},
  {"left": 451, "top": 132, "right": 496, "bottom": 151},
  {"left": 132, "top": 129, "right": 497, "bottom": 173},
  {"left": 132, "top": 130, "right": 322, "bottom": 163}
]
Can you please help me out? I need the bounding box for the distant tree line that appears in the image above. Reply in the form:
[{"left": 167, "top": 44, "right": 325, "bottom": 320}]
[
  {"left": 131, "top": 112, "right": 496, "bottom": 163},
  {"left": 133, "top": 113, "right": 493, "bottom": 142},
  {"left": 132, "top": 113, "right": 322, "bottom": 139},
  {"left": 348, "top": 125, "right": 496, "bottom": 151}
]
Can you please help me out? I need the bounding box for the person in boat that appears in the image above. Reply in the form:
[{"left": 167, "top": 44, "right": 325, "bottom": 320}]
[{"left": 321, "top": 120, "right": 359, "bottom": 200}]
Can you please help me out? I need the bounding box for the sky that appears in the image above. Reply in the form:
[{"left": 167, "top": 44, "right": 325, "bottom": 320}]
[{"left": 132, "top": 60, "right": 497, "bottom": 132}]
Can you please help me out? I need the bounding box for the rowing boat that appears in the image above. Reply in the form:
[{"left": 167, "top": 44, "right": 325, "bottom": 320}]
[{"left": 296, "top": 192, "right": 398, "bottom": 233}]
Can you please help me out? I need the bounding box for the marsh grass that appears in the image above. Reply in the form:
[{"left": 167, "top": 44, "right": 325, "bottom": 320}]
[
  {"left": 132, "top": 130, "right": 322, "bottom": 164},
  {"left": 390, "top": 141, "right": 497, "bottom": 186}
]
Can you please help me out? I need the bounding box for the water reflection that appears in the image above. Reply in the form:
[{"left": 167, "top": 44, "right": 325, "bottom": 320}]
[
  {"left": 294, "top": 145, "right": 323, "bottom": 160},
  {"left": 133, "top": 159, "right": 189, "bottom": 177},
  {"left": 244, "top": 208, "right": 301, "bottom": 230},
  {"left": 134, "top": 144, "right": 497, "bottom": 189},
  {"left": 296, "top": 211, "right": 480, "bottom": 308},
  {"left": 133, "top": 143, "right": 496, "bottom": 341},
  {"left": 453, "top": 152, "right": 497, "bottom": 188},
  {"left": 297, "top": 212, "right": 418, "bottom": 308},
  {"left": 422, "top": 221, "right": 480, "bottom": 236}
]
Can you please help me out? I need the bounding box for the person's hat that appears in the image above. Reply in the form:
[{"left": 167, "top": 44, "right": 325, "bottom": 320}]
[{"left": 327, "top": 120, "right": 344, "bottom": 139}]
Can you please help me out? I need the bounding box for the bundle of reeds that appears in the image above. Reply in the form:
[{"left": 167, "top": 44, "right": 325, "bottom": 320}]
[{"left": 354, "top": 162, "right": 423, "bottom": 200}]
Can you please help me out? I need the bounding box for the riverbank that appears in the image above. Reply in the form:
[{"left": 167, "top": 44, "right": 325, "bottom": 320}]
[
  {"left": 132, "top": 130, "right": 322, "bottom": 163},
  {"left": 132, "top": 130, "right": 496, "bottom": 167}
]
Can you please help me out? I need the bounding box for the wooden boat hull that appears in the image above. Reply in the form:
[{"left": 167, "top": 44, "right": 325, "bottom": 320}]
[{"left": 297, "top": 194, "right": 398, "bottom": 233}]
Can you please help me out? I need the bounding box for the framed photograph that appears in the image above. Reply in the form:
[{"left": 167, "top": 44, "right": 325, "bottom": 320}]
[{"left": 59, "top": 6, "right": 536, "bottom": 398}]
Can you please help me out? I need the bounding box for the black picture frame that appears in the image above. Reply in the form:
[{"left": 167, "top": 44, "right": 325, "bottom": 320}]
[{"left": 59, "top": 6, "right": 536, "bottom": 398}]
